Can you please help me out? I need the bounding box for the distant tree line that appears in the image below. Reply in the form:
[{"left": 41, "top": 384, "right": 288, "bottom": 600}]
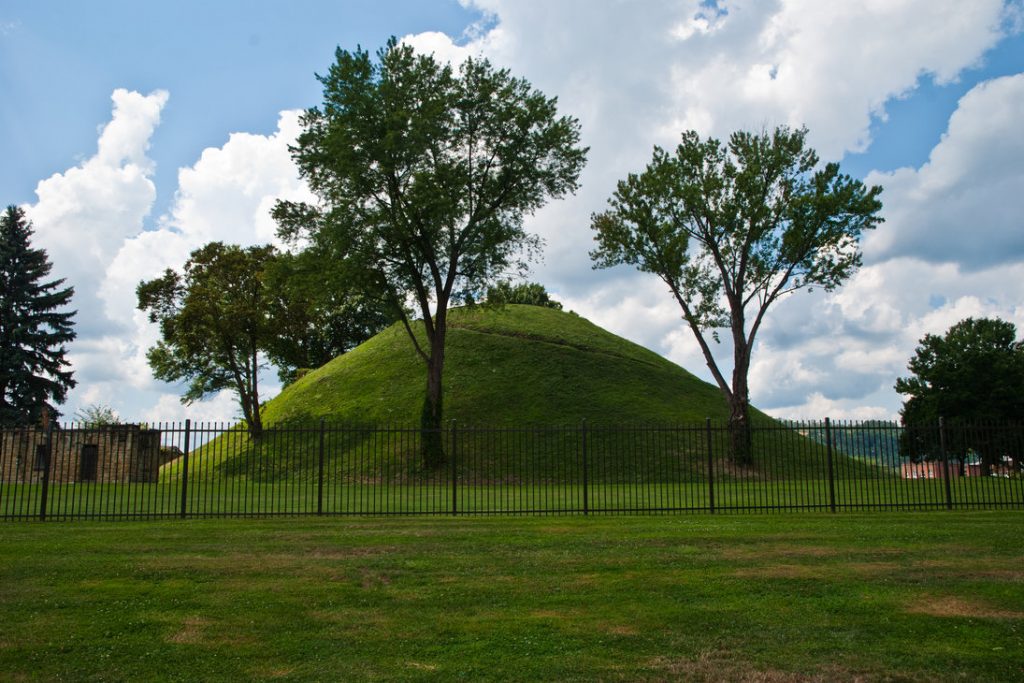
[{"left": 801, "top": 420, "right": 900, "bottom": 465}]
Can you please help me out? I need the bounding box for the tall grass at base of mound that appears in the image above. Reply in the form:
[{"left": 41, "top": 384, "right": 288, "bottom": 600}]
[
  {"left": 1, "top": 513, "right": 1022, "bottom": 681},
  {"left": 162, "top": 420, "right": 886, "bottom": 487},
  {"left": 3, "top": 478, "right": 1019, "bottom": 519}
]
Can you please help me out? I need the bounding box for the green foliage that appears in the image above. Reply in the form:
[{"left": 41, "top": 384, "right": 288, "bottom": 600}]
[
  {"left": 274, "top": 39, "right": 587, "bottom": 464},
  {"left": 137, "top": 242, "right": 277, "bottom": 437},
  {"left": 896, "top": 317, "right": 1024, "bottom": 423},
  {"left": 485, "top": 280, "right": 562, "bottom": 309},
  {"left": 896, "top": 317, "right": 1024, "bottom": 473},
  {"left": 73, "top": 403, "right": 121, "bottom": 427},
  {"left": 263, "top": 250, "right": 394, "bottom": 385},
  {"left": 591, "top": 126, "right": 883, "bottom": 462},
  {"left": 0, "top": 205, "right": 76, "bottom": 426}
]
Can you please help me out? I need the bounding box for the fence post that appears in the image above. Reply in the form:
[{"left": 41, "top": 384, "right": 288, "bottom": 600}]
[
  {"left": 38, "top": 420, "right": 54, "bottom": 521},
  {"left": 450, "top": 420, "right": 457, "bottom": 516},
  {"left": 317, "top": 418, "right": 325, "bottom": 516},
  {"left": 706, "top": 418, "right": 715, "bottom": 514},
  {"left": 825, "top": 417, "right": 836, "bottom": 514},
  {"left": 180, "top": 419, "right": 191, "bottom": 519},
  {"left": 938, "top": 417, "right": 953, "bottom": 511},
  {"left": 581, "top": 419, "right": 589, "bottom": 516}
]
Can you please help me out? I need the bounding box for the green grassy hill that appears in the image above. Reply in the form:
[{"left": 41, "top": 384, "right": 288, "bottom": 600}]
[
  {"left": 265, "top": 304, "right": 740, "bottom": 426},
  {"left": 165, "top": 305, "right": 875, "bottom": 484}
]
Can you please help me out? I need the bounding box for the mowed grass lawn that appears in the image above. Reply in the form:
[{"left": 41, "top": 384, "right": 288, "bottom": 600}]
[{"left": 1, "top": 513, "right": 1022, "bottom": 681}]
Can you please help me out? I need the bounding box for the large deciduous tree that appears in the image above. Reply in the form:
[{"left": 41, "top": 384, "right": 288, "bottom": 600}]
[
  {"left": 137, "top": 242, "right": 277, "bottom": 438},
  {"left": 274, "top": 40, "right": 587, "bottom": 467},
  {"left": 0, "top": 205, "right": 76, "bottom": 427},
  {"left": 591, "top": 127, "right": 882, "bottom": 464},
  {"left": 896, "top": 317, "right": 1024, "bottom": 476},
  {"left": 263, "top": 250, "right": 395, "bottom": 385}
]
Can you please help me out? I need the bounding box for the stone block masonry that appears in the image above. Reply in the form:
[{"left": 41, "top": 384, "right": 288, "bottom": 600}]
[{"left": 0, "top": 425, "right": 173, "bottom": 484}]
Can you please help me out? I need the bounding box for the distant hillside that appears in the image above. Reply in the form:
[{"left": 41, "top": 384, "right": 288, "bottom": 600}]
[{"left": 801, "top": 421, "right": 902, "bottom": 468}]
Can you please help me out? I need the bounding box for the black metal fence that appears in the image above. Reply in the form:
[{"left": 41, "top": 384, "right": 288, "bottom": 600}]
[{"left": 1, "top": 419, "right": 1021, "bottom": 521}]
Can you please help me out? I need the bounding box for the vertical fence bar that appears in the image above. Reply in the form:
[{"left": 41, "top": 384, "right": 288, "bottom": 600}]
[
  {"left": 1013, "top": 423, "right": 1024, "bottom": 507},
  {"left": 62, "top": 423, "right": 74, "bottom": 520},
  {"left": 706, "top": 418, "right": 715, "bottom": 514},
  {"left": 317, "top": 419, "right": 325, "bottom": 516},
  {"left": 38, "top": 420, "right": 54, "bottom": 521},
  {"left": 581, "top": 420, "right": 589, "bottom": 516},
  {"left": 450, "top": 420, "right": 457, "bottom": 516},
  {"left": 956, "top": 421, "right": 968, "bottom": 510},
  {"left": 938, "top": 417, "right": 953, "bottom": 511},
  {"left": 0, "top": 427, "right": 6, "bottom": 520},
  {"left": 179, "top": 419, "right": 191, "bottom": 519},
  {"left": 835, "top": 420, "right": 849, "bottom": 512},
  {"left": 825, "top": 417, "right": 836, "bottom": 514}
]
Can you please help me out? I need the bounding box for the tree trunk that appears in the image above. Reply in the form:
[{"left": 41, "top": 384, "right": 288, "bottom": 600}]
[
  {"left": 228, "top": 348, "right": 263, "bottom": 441},
  {"left": 729, "top": 330, "right": 753, "bottom": 466},
  {"left": 248, "top": 404, "right": 263, "bottom": 441},
  {"left": 728, "top": 395, "right": 753, "bottom": 467},
  {"left": 239, "top": 394, "right": 263, "bottom": 441},
  {"left": 248, "top": 348, "right": 263, "bottom": 440},
  {"left": 420, "top": 323, "right": 447, "bottom": 469}
]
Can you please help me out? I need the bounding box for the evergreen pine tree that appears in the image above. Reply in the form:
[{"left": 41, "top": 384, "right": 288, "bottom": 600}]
[{"left": 0, "top": 205, "right": 77, "bottom": 426}]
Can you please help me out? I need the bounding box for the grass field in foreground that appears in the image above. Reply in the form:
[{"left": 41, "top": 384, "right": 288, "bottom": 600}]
[{"left": 1, "top": 513, "right": 1022, "bottom": 681}]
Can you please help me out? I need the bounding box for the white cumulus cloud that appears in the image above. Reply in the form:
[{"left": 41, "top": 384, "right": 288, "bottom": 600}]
[
  {"left": 401, "top": 0, "right": 1018, "bottom": 298},
  {"left": 99, "top": 110, "right": 312, "bottom": 328},
  {"left": 401, "top": 1, "right": 1024, "bottom": 420},
  {"left": 26, "top": 89, "right": 168, "bottom": 337},
  {"left": 863, "top": 74, "right": 1024, "bottom": 270},
  {"left": 23, "top": 93, "right": 311, "bottom": 422}
]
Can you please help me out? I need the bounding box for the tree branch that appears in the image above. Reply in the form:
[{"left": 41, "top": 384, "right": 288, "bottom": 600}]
[{"left": 664, "top": 276, "right": 732, "bottom": 400}]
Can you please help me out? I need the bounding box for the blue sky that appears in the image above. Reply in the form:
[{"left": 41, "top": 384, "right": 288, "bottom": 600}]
[
  {"left": 841, "top": 32, "right": 1024, "bottom": 179},
  {"left": 1, "top": 0, "right": 481, "bottom": 220},
  {"left": 2, "top": 1, "right": 1023, "bottom": 423}
]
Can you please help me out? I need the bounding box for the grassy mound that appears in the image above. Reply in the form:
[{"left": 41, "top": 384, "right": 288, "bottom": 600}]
[
  {"left": 165, "top": 305, "right": 874, "bottom": 483},
  {"left": 265, "top": 304, "right": 738, "bottom": 425}
]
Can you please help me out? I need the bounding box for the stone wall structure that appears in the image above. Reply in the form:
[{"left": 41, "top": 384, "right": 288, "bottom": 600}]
[{"left": 0, "top": 425, "right": 171, "bottom": 484}]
